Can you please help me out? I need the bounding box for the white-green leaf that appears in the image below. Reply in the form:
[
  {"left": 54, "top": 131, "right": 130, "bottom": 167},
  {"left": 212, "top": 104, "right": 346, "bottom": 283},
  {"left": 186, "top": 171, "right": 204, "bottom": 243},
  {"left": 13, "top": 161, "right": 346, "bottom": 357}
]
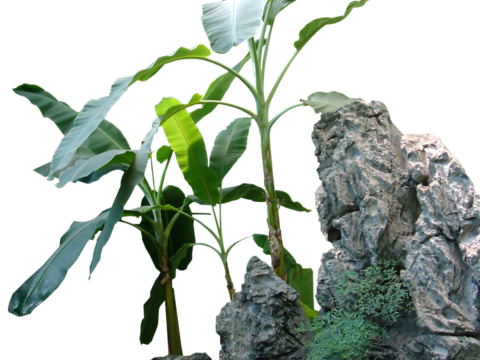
[
  {"left": 263, "top": 0, "right": 296, "bottom": 24},
  {"left": 302, "top": 91, "right": 361, "bottom": 114},
  {"left": 202, "top": 0, "right": 268, "bottom": 54}
]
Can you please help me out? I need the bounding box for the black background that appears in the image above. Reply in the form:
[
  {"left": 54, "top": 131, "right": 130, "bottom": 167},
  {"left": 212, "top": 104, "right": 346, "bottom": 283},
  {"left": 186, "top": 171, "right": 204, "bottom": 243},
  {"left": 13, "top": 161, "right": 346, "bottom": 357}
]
[{"left": 2, "top": 0, "right": 478, "bottom": 359}]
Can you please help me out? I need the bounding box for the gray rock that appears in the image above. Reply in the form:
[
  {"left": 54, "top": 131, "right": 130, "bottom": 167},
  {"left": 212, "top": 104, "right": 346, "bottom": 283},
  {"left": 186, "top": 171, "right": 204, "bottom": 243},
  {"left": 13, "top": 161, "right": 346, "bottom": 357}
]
[
  {"left": 312, "top": 100, "right": 480, "bottom": 358},
  {"left": 216, "top": 256, "right": 312, "bottom": 360},
  {"left": 152, "top": 354, "right": 211, "bottom": 360}
]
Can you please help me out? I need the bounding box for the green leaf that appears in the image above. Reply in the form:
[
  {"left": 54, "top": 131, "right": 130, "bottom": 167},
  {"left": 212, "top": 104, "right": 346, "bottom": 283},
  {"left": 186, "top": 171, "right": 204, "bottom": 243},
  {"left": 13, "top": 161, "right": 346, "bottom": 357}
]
[
  {"left": 159, "top": 94, "right": 203, "bottom": 126},
  {"left": 301, "top": 301, "right": 319, "bottom": 319},
  {"left": 209, "top": 118, "right": 252, "bottom": 183},
  {"left": 13, "top": 83, "right": 78, "bottom": 134},
  {"left": 13, "top": 84, "right": 131, "bottom": 180},
  {"left": 48, "top": 75, "right": 133, "bottom": 181},
  {"left": 9, "top": 210, "right": 110, "bottom": 316},
  {"left": 189, "top": 183, "right": 310, "bottom": 212},
  {"left": 294, "top": 0, "right": 369, "bottom": 50},
  {"left": 263, "top": 0, "right": 296, "bottom": 24},
  {"left": 128, "top": 43, "right": 213, "bottom": 87},
  {"left": 202, "top": 0, "right": 268, "bottom": 54},
  {"left": 169, "top": 243, "right": 194, "bottom": 275},
  {"left": 158, "top": 97, "right": 220, "bottom": 206},
  {"left": 252, "top": 233, "right": 314, "bottom": 308},
  {"left": 190, "top": 53, "right": 250, "bottom": 124},
  {"left": 57, "top": 150, "right": 136, "bottom": 188},
  {"left": 302, "top": 91, "right": 361, "bottom": 114},
  {"left": 89, "top": 119, "right": 160, "bottom": 275},
  {"left": 156, "top": 146, "right": 173, "bottom": 164},
  {"left": 161, "top": 186, "right": 196, "bottom": 272},
  {"left": 140, "top": 274, "right": 165, "bottom": 345},
  {"left": 136, "top": 196, "right": 162, "bottom": 272}
]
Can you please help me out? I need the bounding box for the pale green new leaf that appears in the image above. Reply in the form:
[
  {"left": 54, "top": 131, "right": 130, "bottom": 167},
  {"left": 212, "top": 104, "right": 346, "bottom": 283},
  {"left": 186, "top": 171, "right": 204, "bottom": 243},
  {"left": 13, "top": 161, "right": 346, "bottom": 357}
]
[
  {"left": 90, "top": 119, "right": 160, "bottom": 275},
  {"left": 160, "top": 94, "right": 203, "bottom": 126},
  {"left": 9, "top": 210, "right": 110, "bottom": 316},
  {"left": 128, "top": 43, "right": 213, "bottom": 87},
  {"left": 302, "top": 91, "right": 361, "bottom": 114},
  {"left": 156, "top": 146, "right": 173, "bottom": 164},
  {"left": 209, "top": 118, "right": 252, "bottom": 183},
  {"left": 294, "top": 0, "right": 369, "bottom": 50},
  {"left": 158, "top": 98, "right": 220, "bottom": 206},
  {"left": 189, "top": 183, "right": 310, "bottom": 212},
  {"left": 202, "top": 0, "right": 268, "bottom": 54}
]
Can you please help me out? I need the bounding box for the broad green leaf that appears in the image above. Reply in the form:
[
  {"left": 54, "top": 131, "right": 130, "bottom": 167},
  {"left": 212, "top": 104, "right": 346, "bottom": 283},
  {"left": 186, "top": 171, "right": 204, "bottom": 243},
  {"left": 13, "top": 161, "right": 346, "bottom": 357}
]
[
  {"left": 302, "top": 91, "right": 361, "bottom": 114},
  {"left": 128, "top": 43, "right": 213, "bottom": 87},
  {"left": 253, "top": 233, "right": 315, "bottom": 308},
  {"left": 209, "top": 118, "right": 252, "bottom": 183},
  {"left": 294, "top": 0, "right": 369, "bottom": 50},
  {"left": 189, "top": 183, "right": 310, "bottom": 212},
  {"left": 13, "top": 84, "right": 131, "bottom": 180},
  {"left": 159, "top": 94, "right": 203, "bottom": 126},
  {"left": 190, "top": 53, "right": 250, "bottom": 124},
  {"left": 48, "top": 75, "right": 133, "bottom": 181},
  {"left": 158, "top": 97, "right": 220, "bottom": 206},
  {"left": 161, "top": 186, "right": 195, "bottom": 271},
  {"left": 89, "top": 119, "right": 160, "bottom": 275},
  {"left": 301, "top": 301, "right": 319, "bottom": 319},
  {"left": 140, "top": 274, "right": 165, "bottom": 345},
  {"left": 9, "top": 210, "right": 110, "bottom": 316},
  {"left": 263, "top": 0, "right": 296, "bottom": 24},
  {"left": 156, "top": 146, "right": 173, "bottom": 164},
  {"left": 202, "top": 0, "right": 268, "bottom": 54},
  {"left": 57, "top": 150, "right": 136, "bottom": 188},
  {"left": 14, "top": 84, "right": 78, "bottom": 134},
  {"left": 136, "top": 196, "right": 162, "bottom": 272}
]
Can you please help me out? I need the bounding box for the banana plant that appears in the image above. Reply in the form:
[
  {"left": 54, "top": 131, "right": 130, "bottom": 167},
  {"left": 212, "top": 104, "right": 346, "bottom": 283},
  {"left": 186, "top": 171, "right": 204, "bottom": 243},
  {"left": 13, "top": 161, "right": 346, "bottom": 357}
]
[{"left": 9, "top": 0, "right": 373, "bottom": 356}]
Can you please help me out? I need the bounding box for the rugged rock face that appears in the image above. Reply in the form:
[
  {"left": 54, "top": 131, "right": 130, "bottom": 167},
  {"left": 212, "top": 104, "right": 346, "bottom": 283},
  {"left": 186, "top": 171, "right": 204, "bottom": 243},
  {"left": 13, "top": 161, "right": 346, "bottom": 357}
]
[
  {"left": 312, "top": 100, "right": 480, "bottom": 359},
  {"left": 216, "top": 256, "right": 312, "bottom": 360}
]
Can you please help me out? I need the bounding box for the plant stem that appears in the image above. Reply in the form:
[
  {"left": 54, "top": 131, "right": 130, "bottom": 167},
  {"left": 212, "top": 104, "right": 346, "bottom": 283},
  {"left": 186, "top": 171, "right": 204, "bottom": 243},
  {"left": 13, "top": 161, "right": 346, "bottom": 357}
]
[
  {"left": 157, "top": 152, "right": 173, "bottom": 204},
  {"left": 257, "top": 2, "right": 273, "bottom": 63},
  {"left": 224, "top": 261, "right": 235, "bottom": 300},
  {"left": 150, "top": 156, "right": 156, "bottom": 192},
  {"left": 248, "top": 39, "right": 265, "bottom": 100},
  {"left": 163, "top": 277, "right": 182, "bottom": 355},
  {"left": 266, "top": 49, "right": 300, "bottom": 107},
  {"left": 262, "top": 21, "right": 275, "bottom": 80},
  {"left": 267, "top": 103, "right": 305, "bottom": 132}
]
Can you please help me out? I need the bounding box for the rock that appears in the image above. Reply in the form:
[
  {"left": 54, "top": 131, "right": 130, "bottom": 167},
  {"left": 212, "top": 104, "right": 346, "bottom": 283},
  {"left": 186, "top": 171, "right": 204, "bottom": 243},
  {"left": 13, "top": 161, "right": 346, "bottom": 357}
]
[
  {"left": 152, "top": 354, "right": 211, "bottom": 360},
  {"left": 312, "top": 100, "right": 480, "bottom": 358},
  {"left": 216, "top": 256, "right": 312, "bottom": 360}
]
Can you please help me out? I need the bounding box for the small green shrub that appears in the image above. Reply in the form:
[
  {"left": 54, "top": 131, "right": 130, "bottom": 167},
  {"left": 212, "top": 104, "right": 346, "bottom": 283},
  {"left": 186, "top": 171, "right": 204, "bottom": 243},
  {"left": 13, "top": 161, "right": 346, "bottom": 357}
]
[{"left": 302, "top": 261, "right": 411, "bottom": 360}]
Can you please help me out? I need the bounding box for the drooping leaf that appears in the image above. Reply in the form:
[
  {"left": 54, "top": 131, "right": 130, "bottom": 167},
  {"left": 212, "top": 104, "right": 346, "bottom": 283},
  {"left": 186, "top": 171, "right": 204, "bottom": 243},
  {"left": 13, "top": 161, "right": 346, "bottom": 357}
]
[
  {"left": 209, "top": 118, "right": 252, "bottom": 183},
  {"left": 140, "top": 274, "right": 165, "bottom": 345},
  {"left": 157, "top": 97, "right": 220, "bottom": 206},
  {"left": 301, "top": 301, "right": 319, "bottom": 319},
  {"left": 294, "top": 0, "right": 369, "bottom": 50},
  {"left": 189, "top": 183, "right": 310, "bottom": 212},
  {"left": 89, "top": 119, "right": 160, "bottom": 275},
  {"left": 13, "top": 84, "right": 79, "bottom": 134},
  {"left": 128, "top": 43, "right": 213, "bottom": 87},
  {"left": 48, "top": 75, "right": 133, "bottom": 181},
  {"left": 8, "top": 210, "right": 110, "bottom": 316},
  {"left": 57, "top": 150, "right": 136, "bottom": 188},
  {"left": 190, "top": 53, "right": 250, "bottom": 124},
  {"left": 13, "top": 84, "right": 131, "bottom": 180},
  {"left": 302, "top": 91, "right": 361, "bottom": 114},
  {"left": 202, "top": 0, "right": 268, "bottom": 54}
]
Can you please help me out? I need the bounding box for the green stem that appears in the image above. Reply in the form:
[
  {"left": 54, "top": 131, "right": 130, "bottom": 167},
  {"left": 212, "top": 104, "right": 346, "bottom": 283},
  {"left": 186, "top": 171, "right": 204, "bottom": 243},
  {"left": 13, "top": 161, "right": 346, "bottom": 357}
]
[
  {"left": 224, "top": 261, "right": 235, "bottom": 300},
  {"left": 262, "top": 20, "right": 275, "bottom": 81},
  {"left": 157, "top": 151, "right": 173, "bottom": 204},
  {"left": 163, "top": 277, "right": 182, "bottom": 355},
  {"left": 267, "top": 103, "right": 305, "bottom": 133},
  {"left": 266, "top": 50, "right": 300, "bottom": 107},
  {"left": 257, "top": 1, "right": 273, "bottom": 63},
  {"left": 119, "top": 219, "right": 157, "bottom": 244},
  {"left": 248, "top": 39, "right": 265, "bottom": 101},
  {"left": 150, "top": 156, "right": 156, "bottom": 193},
  {"left": 199, "top": 101, "right": 261, "bottom": 123}
]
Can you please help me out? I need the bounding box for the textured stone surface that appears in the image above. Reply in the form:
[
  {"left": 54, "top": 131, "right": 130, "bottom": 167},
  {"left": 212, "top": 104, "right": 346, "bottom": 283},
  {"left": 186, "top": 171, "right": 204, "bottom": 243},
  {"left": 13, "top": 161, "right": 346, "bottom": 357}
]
[
  {"left": 216, "top": 256, "right": 311, "bottom": 360},
  {"left": 152, "top": 354, "right": 211, "bottom": 360},
  {"left": 312, "top": 100, "right": 480, "bottom": 358}
]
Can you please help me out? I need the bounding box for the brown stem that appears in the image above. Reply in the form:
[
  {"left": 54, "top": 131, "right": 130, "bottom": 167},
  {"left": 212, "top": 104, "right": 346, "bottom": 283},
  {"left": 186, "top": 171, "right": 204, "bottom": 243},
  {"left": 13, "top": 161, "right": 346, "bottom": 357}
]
[{"left": 224, "top": 263, "right": 236, "bottom": 300}]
